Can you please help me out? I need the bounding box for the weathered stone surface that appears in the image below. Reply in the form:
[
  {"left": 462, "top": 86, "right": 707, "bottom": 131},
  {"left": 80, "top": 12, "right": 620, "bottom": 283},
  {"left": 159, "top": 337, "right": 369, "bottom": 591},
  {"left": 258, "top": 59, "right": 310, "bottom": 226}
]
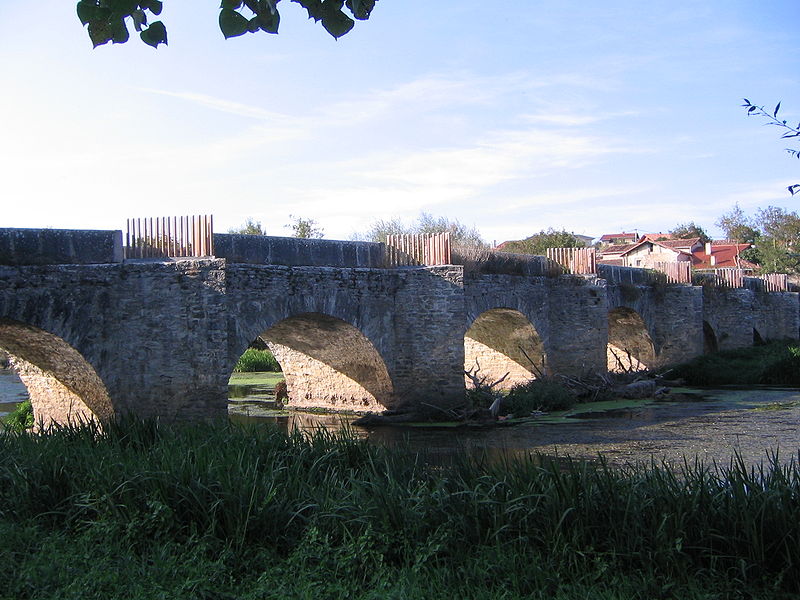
[
  {"left": 1, "top": 250, "right": 799, "bottom": 426},
  {"left": 0, "top": 228, "right": 123, "bottom": 265}
]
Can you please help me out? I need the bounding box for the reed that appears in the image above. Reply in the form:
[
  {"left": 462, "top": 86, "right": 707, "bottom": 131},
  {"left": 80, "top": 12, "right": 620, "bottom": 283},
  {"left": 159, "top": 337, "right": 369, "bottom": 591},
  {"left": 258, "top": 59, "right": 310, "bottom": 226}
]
[{"left": 1, "top": 419, "right": 799, "bottom": 598}]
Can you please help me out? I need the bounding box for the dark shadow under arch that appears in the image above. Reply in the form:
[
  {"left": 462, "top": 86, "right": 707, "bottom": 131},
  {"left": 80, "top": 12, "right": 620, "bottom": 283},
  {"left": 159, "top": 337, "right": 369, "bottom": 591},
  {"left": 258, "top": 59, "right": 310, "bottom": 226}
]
[
  {"left": 703, "top": 321, "right": 719, "bottom": 354},
  {"left": 464, "top": 308, "right": 545, "bottom": 390},
  {"left": 607, "top": 307, "right": 655, "bottom": 372},
  {"left": 242, "top": 313, "right": 394, "bottom": 412},
  {"left": 0, "top": 318, "right": 115, "bottom": 426}
]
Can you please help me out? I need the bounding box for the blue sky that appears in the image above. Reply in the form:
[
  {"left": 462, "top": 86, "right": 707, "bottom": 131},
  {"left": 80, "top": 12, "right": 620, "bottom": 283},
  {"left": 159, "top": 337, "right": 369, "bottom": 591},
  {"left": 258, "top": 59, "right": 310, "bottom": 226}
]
[{"left": 1, "top": 1, "right": 798, "bottom": 244}]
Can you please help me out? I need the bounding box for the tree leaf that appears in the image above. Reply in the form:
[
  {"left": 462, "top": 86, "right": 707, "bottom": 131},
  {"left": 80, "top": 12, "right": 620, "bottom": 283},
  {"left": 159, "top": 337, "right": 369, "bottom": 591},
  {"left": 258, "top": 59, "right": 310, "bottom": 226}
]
[
  {"left": 321, "top": 0, "right": 354, "bottom": 38},
  {"left": 131, "top": 8, "right": 147, "bottom": 32},
  {"left": 111, "top": 17, "right": 130, "bottom": 43},
  {"left": 774, "top": 102, "right": 781, "bottom": 118},
  {"left": 140, "top": 20, "right": 167, "bottom": 47},
  {"left": 87, "top": 21, "right": 115, "bottom": 47},
  {"left": 346, "top": 0, "right": 374, "bottom": 20},
  {"left": 76, "top": 1, "right": 101, "bottom": 26},
  {"left": 219, "top": 8, "right": 251, "bottom": 38},
  {"left": 292, "top": 0, "right": 324, "bottom": 21},
  {"left": 140, "top": 0, "right": 163, "bottom": 15},
  {"left": 256, "top": 10, "right": 280, "bottom": 33}
]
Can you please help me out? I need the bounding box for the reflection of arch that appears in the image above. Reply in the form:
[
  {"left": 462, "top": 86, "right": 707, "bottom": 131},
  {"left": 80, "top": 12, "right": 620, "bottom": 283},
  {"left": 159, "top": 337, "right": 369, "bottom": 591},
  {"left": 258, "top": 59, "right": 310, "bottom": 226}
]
[
  {"left": 243, "top": 313, "right": 394, "bottom": 412},
  {"left": 0, "top": 318, "right": 115, "bottom": 426},
  {"left": 703, "top": 321, "right": 718, "bottom": 354},
  {"left": 607, "top": 307, "right": 655, "bottom": 372},
  {"left": 464, "top": 308, "right": 545, "bottom": 390}
]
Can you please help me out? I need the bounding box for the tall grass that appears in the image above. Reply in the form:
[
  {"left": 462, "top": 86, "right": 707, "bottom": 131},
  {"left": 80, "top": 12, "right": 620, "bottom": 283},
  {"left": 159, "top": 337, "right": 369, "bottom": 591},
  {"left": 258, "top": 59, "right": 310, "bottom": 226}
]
[
  {"left": 2, "top": 420, "right": 800, "bottom": 598},
  {"left": 666, "top": 339, "right": 800, "bottom": 385},
  {"left": 233, "top": 347, "right": 282, "bottom": 372}
]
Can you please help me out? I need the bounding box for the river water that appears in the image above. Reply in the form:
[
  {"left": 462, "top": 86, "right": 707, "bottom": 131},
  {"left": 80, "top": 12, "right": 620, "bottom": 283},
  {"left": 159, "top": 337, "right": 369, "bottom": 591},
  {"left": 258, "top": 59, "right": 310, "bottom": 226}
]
[{"left": 3, "top": 368, "right": 800, "bottom": 468}]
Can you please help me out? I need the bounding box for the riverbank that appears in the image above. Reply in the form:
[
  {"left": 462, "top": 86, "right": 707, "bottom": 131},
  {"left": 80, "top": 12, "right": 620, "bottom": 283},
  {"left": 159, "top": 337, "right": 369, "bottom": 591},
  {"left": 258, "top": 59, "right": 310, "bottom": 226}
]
[{"left": 1, "top": 419, "right": 799, "bottom": 599}]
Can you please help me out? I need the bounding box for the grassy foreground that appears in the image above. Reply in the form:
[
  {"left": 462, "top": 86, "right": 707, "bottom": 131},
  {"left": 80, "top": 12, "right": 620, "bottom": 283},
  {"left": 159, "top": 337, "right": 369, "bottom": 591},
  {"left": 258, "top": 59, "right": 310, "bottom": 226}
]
[{"left": 2, "top": 420, "right": 800, "bottom": 599}]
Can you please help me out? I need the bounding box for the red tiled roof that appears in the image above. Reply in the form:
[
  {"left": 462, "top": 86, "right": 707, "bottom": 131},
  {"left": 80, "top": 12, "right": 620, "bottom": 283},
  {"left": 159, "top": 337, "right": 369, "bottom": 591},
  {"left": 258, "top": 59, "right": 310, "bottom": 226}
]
[
  {"left": 600, "top": 232, "right": 638, "bottom": 242},
  {"left": 639, "top": 233, "right": 676, "bottom": 242},
  {"left": 600, "top": 243, "right": 635, "bottom": 255},
  {"left": 691, "top": 243, "right": 755, "bottom": 270},
  {"left": 655, "top": 238, "right": 701, "bottom": 249}
]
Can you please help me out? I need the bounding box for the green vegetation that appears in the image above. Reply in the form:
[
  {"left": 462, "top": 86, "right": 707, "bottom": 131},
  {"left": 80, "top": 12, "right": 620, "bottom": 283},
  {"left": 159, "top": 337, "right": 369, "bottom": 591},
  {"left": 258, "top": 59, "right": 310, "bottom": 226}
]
[
  {"left": 1, "top": 419, "right": 799, "bottom": 598},
  {"left": 500, "top": 228, "right": 586, "bottom": 255},
  {"left": 665, "top": 340, "right": 800, "bottom": 386},
  {"left": 77, "top": 0, "right": 376, "bottom": 49},
  {"left": 233, "top": 348, "right": 282, "bottom": 372},
  {"left": 229, "top": 371, "right": 285, "bottom": 386},
  {"left": 504, "top": 379, "right": 576, "bottom": 414},
  {"left": 1, "top": 398, "right": 33, "bottom": 432}
]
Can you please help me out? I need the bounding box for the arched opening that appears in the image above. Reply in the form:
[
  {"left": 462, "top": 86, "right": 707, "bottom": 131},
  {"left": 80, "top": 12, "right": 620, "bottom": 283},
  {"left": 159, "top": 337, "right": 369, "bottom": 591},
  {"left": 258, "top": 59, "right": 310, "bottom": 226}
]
[
  {"left": 464, "top": 308, "right": 545, "bottom": 390},
  {"left": 0, "top": 318, "right": 115, "bottom": 427},
  {"left": 233, "top": 313, "right": 394, "bottom": 413},
  {"left": 607, "top": 307, "right": 655, "bottom": 372},
  {"left": 753, "top": 328, "right": 766, "bottom": 346},
  {"left": 703, "top": 321, "right": 719, "bottom": 354}
]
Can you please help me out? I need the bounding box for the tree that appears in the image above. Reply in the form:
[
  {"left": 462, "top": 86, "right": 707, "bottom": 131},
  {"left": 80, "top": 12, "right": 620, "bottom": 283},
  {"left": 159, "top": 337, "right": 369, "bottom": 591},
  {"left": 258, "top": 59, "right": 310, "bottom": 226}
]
[
  {"left": 285, "top": 215, "right": 324, "bottom": 238},
  {"left": 500, "top": 229, "right": 586, "bottom": 255},
  {"left": 228, "top": 217, "right": 266, "bottom": 235},
  {"left": 360, "top": 213, "right": 487, "bottom": 248},
  {"left": 76, "top": 0, "right": 377, "bottom": 49},
  {"left": 715, "top": 204, "right": 760, "bottom": 244},
  {"left": 742, "top": 99, "right": 799, "bottom": 195},
  {"left": 669, "top": 222, "right": 710, "bottom": 243}
]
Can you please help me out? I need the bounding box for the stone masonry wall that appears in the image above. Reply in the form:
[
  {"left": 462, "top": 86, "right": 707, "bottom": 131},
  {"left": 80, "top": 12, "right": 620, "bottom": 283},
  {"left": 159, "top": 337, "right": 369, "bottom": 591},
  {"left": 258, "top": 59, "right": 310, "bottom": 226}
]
[
  {"left": 0, "top": 260, "right": 230, "bottom": 422},
  {"left": 752, "top": 291, "right": 800, "bottom": 342},
  {"left": 702, "top": 287, "right": 754, "bottom": 350},
  {"left": 606, "top": 283, "right": 704, "bottom": 368},
  {"left": 463, "top": 273, "right": 608, "bottom": 379},
  {"left": 0, "top": 228, "right": 123, "bottom": 265}
]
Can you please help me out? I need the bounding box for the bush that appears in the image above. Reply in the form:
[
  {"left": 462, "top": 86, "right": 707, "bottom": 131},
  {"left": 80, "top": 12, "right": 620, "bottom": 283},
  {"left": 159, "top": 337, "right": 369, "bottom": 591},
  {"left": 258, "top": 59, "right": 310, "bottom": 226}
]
[
  {"left": 3, "top": 399, "right": 34, "bottom": 432},
  {"left": 233, "top": 348, "right": 281, "bottom": 372},
  {"left": 666, "top": 340, "right": 800, "bottom": 386},
  {"left": 504, "top": 380, "right": 575, "bottom": 415}
]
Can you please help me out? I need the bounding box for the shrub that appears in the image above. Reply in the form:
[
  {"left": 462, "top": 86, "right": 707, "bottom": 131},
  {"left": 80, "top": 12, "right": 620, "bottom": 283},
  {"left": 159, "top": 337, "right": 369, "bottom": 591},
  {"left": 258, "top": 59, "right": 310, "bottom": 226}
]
[
  {"left": 233, "top": 348, "right": 281, "bottom": 372},
  {"left": 504, "top": 380, "right": 576, "bottom": 415},
  {"left": 666, "top": 340, "right": 800, "bottom": 386},
  {"left": 3, "top": 399, "right": 34, "bottom": 432}
]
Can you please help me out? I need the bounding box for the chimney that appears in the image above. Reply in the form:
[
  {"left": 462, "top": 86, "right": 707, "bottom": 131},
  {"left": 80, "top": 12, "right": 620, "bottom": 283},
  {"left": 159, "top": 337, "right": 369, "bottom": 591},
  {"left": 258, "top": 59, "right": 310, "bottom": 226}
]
[
  {"left": 705, "top": 242, "right": 712, "bottom": 255},
  {"left": 710, "top": 254, "right": 716, "bottom": 266}
]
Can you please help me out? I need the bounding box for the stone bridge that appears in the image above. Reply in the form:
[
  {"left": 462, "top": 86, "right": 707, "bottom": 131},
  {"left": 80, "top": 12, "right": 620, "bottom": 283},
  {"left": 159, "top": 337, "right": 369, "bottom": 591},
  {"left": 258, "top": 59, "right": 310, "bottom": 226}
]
[{"left": 0, "top": 228, "right": 798, "bottom": 425}]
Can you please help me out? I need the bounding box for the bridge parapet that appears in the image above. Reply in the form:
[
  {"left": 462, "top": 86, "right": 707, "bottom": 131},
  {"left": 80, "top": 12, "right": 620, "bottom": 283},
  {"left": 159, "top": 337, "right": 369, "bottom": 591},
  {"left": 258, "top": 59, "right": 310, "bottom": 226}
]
[
  {"left": 0, "top": 228, "right": 123, "bottom": 266},
  {"left": 213, "top": 233, "right": 386, "bottom": 268}
]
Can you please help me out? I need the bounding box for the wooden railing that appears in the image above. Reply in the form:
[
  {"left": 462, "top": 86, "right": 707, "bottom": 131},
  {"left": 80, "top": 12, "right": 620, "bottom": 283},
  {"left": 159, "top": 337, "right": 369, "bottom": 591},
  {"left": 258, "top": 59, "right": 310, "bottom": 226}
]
[
  {"left": 761, "top": 273, "right": 789, "bottom": 292},
  {"left": 546, "top": 247, "right": 596, "bottom": 274},
  {"left": 694, "top": 268, "right": 745, "bottom": 288},
  {"left": 385, "top": 232, "right": 451, "bottom": 266},
  {"left": 125, "top": 215, "right": 214, "bottom": 259},
  {"left": 651, "top": 261, "right": 692, "bottom": 284}
]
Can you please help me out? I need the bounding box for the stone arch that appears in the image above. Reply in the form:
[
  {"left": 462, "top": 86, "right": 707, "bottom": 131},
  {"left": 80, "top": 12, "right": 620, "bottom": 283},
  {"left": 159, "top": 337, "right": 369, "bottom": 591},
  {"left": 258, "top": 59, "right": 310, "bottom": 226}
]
[
  {"left": 607, "top": 307, "right": 656, "bottom": 372},
  {"left": 234, "top": 313, "right": 394, "bottom": 413},
  {"left": 464, "top": 308, "right": 545, "bottom": 390},
  {"left": 703, "top": 321, "right": 719, "bottom": 354},
  {"left": 0, "top": 318, "right": 115, "bottom": 426}
]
